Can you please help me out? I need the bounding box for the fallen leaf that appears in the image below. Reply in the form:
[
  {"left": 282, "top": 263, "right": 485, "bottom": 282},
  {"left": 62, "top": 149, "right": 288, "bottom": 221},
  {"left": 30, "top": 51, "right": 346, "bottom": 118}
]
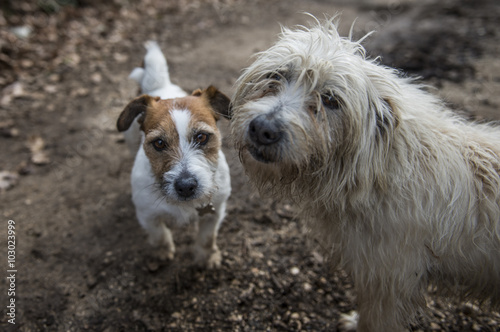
[
  {"left": 0, "top": 171, "right": 19, "bottom": 191},
  {"left": 31, "top": 151, "right": 50, "bottom": 165},
  {"left": 1, "top": 82, "right": 24, "bottom": 106},
  {"left": 0, "top": 119, "right": 14, "bottom": 129},
  {"left": 91, "top": 72, "right": 102, "bottom": 83},
  {"left": 21, "top": 59, "right": 34, "bottom": 68},
  {"left": 28, "top": 135, "right": 50, "bottom": 165},
  {"left": 44, "top": 85, "right": 58, "bottom": 94},
  {"left": 70, "top": 87, "right": 89, "bottom": 97},
  {"left": 10, "top": 26, "right": 32, "bottom": 39},
  {"left": 113, "top": 52, "right": 128, "bottom": 63}
]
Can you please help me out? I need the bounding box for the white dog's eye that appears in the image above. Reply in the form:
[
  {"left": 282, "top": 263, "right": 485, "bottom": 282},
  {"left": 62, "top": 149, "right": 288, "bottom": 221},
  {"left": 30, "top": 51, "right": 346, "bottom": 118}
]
[
  {"left": 266, "top": 72, "right": 282, "bottom": 81},
  {"left": 194, "top": 132, "right": 210, "bottom": 146},
  {"left": 152, "top": 138, "right": 167, "bottom": 151},
  {"left": 321, "top": 93, "right": 340, "bottom": 109}
]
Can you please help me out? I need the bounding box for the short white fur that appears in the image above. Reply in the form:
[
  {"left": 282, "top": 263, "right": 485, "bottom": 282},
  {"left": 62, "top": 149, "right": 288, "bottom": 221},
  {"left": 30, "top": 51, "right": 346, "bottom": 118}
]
[{"left": 124, "top": 41, "right": 231, "bottom": 268}]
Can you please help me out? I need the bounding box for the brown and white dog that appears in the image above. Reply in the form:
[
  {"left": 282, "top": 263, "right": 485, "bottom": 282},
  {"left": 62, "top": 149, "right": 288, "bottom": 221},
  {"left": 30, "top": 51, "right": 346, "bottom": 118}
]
[
  {"left": 230, "top": 18, "right": 500, "bottom": 330},
  {"left": 118, "top": 41, "right": 231, "bottom": 268}
]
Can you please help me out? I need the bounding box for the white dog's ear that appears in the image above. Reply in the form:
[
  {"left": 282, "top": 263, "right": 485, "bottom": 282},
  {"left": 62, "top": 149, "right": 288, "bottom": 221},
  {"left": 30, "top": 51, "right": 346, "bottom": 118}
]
[
  {"left": 117, "top": 95, "right": 160, "bottom": 132},
  {"left": 375, "top": 98, "right": 400, "bottom": 137},
  {"left": 193, "top": 86, "right": 231, "bottom": 120}
]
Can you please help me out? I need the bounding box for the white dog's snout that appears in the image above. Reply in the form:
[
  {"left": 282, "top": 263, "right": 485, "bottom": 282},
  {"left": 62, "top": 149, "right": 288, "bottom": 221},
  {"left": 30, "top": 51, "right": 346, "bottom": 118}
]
[{"left": 248, "top": 114, "right": 284, "bottom": 146}]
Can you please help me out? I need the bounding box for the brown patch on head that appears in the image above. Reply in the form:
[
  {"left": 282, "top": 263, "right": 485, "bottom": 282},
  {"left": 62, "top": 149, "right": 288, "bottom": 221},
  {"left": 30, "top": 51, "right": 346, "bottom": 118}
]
[
  {"left": 141, "top": 99, "right": 179, "bottom": 133},
  {"left": 141, "top": 99, "right": 183, "bottom": 180},
  {"left": 135, "top": 87, "right": 230, "bottom": 181},
  {"left": 170, "top": 94, "right": 221, "bottom": 165}
]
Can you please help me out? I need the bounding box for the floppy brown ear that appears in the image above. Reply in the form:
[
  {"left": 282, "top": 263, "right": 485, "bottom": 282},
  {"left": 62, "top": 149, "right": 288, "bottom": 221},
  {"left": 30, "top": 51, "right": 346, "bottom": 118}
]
[
  {"left": 192, "top": 88, "right": 203, "bottom": 97},
  {"left": 116, "top": 95, "right": 159, "bottom": 132},
  {"left": 198, "top": 86, "right": 231, "bottom": 120}
]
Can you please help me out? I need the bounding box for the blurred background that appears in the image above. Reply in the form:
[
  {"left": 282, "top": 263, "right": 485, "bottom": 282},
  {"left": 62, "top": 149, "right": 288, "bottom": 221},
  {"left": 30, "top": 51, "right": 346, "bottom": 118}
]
[{"left": 1, "top": 0, "right": 499, "bottom": 331}]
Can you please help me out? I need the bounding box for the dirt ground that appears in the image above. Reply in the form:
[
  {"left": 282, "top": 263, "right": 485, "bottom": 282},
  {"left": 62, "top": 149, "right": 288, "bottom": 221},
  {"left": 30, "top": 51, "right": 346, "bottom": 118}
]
[{"left": 1, "top": 0, "right": 500, "bottom": 331}]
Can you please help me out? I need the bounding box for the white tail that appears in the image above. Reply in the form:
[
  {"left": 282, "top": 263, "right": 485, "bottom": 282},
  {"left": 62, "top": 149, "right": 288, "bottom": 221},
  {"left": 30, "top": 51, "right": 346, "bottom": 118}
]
[
  {"left": 124, "top": 41, "right": 187, "bottom": 154},
  {"left": 128, "top": 40, "right": 186, "bottom": 99}
]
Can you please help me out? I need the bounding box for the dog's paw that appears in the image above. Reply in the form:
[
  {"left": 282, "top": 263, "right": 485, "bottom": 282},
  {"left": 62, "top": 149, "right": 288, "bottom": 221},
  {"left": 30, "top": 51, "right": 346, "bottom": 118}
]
[
  {"left": 205, "top": 249, "right": 222, "bottom": 269},
  {"left": 146, "top": 227, "right": 175, "bottom": 261},
  {"left": 156, "top": 247, "right": 175, "bottom": 261},
  {"left": 192, "top": 246, "right": 221, "bottom": 269},
  {"left": 338, "top": 311, "right": 358, "bottom": 332}
]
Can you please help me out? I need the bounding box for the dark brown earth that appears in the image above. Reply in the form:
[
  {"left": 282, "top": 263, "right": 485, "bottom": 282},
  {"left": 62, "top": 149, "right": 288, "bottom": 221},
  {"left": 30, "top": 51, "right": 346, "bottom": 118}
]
[{"left": 1, "top": 0, "right": 500, "bottom": 331}]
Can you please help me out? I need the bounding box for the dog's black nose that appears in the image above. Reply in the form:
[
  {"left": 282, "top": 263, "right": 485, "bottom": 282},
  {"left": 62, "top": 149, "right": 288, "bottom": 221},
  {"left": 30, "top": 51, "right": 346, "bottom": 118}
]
[
  {"left": 174, "top": 175, "right": 198, "bottom": 199},
  {"left": 248, "top": 114, "right": 283, "bottom": 146}
]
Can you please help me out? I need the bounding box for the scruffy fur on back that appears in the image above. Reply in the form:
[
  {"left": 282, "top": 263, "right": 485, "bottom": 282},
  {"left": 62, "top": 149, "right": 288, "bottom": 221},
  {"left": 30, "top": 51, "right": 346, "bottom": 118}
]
[{"left": 230, "top": 17, "right": 500, "bottom": 331}]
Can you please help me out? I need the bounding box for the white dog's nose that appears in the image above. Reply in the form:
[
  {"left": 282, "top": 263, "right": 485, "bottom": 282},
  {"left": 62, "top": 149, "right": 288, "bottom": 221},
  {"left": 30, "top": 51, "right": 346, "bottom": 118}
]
[{"left": 249, "top": 114, "right": 283, "bottom": 146}]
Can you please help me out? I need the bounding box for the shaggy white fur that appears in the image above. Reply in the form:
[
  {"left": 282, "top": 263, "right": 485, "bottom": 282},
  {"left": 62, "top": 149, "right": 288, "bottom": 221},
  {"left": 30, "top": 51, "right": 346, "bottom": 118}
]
[{"left": 230, "top": 17, "right": 500, "bottom": 331}]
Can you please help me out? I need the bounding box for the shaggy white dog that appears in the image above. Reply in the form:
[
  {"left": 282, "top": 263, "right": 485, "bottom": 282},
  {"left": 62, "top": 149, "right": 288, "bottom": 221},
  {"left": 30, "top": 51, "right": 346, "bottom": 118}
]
[{"left": 230, "top": 17, "right": 500, "bottom": 331}]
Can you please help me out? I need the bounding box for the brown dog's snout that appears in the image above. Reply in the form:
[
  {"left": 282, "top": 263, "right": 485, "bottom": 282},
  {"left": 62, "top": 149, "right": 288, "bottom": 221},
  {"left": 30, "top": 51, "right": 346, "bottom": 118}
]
[
  {"left": 174, "top": 173, "right": 198, "bottom": 199},
  {"left": 249, "top": 114, "right": 283, "bottom": 146}
]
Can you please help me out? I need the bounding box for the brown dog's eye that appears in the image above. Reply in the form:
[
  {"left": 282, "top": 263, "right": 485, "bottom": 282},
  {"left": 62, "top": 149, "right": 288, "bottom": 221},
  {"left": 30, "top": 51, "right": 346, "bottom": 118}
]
[
  {"left": 152, "top": 139, "right": 167, "bottom": 151},
  {"left": 321, "top": 93, "right": 340, "bottom": 109},
  {"left": 194, "top": 133, "right": 210, "bottom": 146}
]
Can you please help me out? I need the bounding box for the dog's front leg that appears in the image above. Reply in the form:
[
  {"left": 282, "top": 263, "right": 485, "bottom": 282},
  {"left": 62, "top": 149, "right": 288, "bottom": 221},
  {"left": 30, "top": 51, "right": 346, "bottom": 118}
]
[
  {"left": 141, "top": 215, "right": 176, "bottom": 261},
  {"left": 339, "top": 275, "right": 421, "bottom": 332},
  {"left": 192, "top": 201, "right": 226, "bottom": 269},
  {"left": 339, "top": 296, "right": 407, "bottom": 332}
]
